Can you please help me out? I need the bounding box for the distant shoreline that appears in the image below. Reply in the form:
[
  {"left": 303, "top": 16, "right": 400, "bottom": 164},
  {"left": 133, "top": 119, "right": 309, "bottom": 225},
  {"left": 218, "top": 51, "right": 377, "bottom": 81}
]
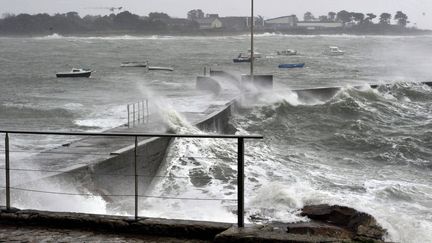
[
  {"left": 1, "top": 30, "right": 431, "bottom": 38},
  {"left": 0, "top": 28, "right": 431, "bottom": 38}
]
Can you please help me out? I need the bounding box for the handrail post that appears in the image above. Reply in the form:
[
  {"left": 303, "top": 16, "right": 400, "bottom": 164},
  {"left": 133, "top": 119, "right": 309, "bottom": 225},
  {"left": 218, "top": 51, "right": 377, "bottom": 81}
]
[
  {"left": 134, "top": 136, "right": 138, "bottom": 220},
  {"left": 133, "top": 103, "right": 136, "bottom": 127},
  {"left": 5, "top": 133, "right": 10, "bottom": 210},
  {"left": 146, "top": 99, "right": 149, "bottom": 123},
  {"left": 250, "top": 0, "right": 254, "bottom": 84},
  {"left": 127, "top": 104, "right": 130, "bottom": 128},
  {"left": 142, "top": 100, "right": 145, "bottom": 122},
  {"left": 138, "top": 102, "right": 141, "bottom": 123},
  {"left": 237, "top": 137, "right": 244, "bottom": 227}
]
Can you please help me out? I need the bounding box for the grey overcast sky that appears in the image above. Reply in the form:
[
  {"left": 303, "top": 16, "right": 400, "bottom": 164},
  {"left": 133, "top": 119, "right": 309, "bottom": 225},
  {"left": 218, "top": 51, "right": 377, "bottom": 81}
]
[{"left": 1, "top": 0, "right": 431, "bottom": 29}]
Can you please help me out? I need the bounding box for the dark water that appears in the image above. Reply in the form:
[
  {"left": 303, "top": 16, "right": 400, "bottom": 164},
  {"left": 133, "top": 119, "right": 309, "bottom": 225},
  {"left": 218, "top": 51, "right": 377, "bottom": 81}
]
[{"left": 0, "top": 34, "right": 431, "bottom": 242}]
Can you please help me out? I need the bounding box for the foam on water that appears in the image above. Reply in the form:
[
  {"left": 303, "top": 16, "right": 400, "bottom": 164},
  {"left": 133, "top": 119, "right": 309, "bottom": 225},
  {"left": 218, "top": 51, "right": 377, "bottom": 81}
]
[
  {"left": 74, "top": 104, "right": 126, "bottom": 131},
  {"left": 32, "top": 34, "right": 247, "bottom": 42},
  {"left": 225, "top": 83, "right": 432, "bottom": 242},
  {"left": 138, "top": 109, "right": 239, "bottom": 222},
  {"left": 249, "top": 32, "right": 432, "bottom": 40},
  {"left": 138, "top": 111, "right": 432, "bottom": 242},
  {"left": 10, "top": 182, "right": 108, "bottom": 215}
]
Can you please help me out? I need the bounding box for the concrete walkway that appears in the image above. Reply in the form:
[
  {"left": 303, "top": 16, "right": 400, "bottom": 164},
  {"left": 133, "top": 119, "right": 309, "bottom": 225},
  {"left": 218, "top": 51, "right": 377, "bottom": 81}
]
[
  {"left": 0, "top": 224, "right": 210, "bottom": 243},
  {"left": 5, "top": 91, "right": 238, "bottom": 188}
]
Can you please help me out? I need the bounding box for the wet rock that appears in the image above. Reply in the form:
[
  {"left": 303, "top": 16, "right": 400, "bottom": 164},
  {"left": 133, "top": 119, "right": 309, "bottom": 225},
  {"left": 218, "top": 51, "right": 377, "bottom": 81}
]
[
  {"left": 298, "top": 204, "right": 386, "bottom": 242},
  {"left": 215, "top": 225, "right": 341, "bottom": 243},
  {"left": 287, "top": 221, "right": 352, "bottom": 239}
]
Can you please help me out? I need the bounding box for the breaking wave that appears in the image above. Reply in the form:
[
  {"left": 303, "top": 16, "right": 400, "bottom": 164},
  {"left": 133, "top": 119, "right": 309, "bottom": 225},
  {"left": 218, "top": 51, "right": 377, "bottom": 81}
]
[{"left": 227, "top": 82, "right": 432, "bottom": 242}]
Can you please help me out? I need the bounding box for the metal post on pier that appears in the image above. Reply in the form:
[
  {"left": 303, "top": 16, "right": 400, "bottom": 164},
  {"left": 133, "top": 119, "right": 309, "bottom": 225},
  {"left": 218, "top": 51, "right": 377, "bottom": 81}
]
[
  {"left": 138, "top": 102, "right": 141, "bottom": 123},
  {"left": 133, "top": 103, "right": 136, "bottom": 126},
  {"left": 5, "top": 133, "right": 10, "bottom": 210},
  {"left": 127, "top": 104, "right": 130, "bottom": 128},
  {"left": 146, "top": 99, "right": 149, "bottom": 123},
  {"left": 141, "top": 100, "right": 145, "bottom": 122},
  {"left": 237, "top": 137, "right": 245, "bottom": 227},
  {"left": 134, "top": 136, "right": 139, "bottom": 220},
  {"left": 250, "top": 0, "right": 255, "bottom": 84}
]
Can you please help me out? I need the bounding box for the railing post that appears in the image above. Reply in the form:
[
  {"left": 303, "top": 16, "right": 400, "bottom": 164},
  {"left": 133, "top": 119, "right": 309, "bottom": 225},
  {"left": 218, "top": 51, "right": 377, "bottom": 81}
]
[
  {"left": 133, "top": 103, "right": 136, "bottom": 126},
  {"left": 138, "top": 102, "right": 141, "bottom": 123},
  {"left": 140, "top": 100, "right": 145, "bottom": 123},
  {"left": 146, "top": 99, "right": 149, "bottom": 123},
  {"left": 237, "top": 137, "right": 244, "bottom": 227},
  {"left": 127, "top": 104, "right": 130, "bottom": 128},
  {"left": 134, "top": 136, "right": 138, "bottom": 220},
  {"left": 5, "top": 133, "right": 10, "bottom": 210}
]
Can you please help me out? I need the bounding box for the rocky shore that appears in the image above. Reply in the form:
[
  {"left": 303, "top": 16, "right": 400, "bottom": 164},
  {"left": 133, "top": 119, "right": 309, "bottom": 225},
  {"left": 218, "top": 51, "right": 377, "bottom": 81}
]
[{"left": 0, "top": 205, "right": 387, "bottom": 242}]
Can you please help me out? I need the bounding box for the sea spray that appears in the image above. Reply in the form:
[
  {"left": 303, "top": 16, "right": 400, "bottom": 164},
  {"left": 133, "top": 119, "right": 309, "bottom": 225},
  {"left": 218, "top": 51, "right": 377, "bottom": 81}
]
[
  {"left": 6, "top": 178, "right": 108, "bottom": 215},
  {"left": 229, "top": 82, "right": 432, "bottom": 242},
  {"left": 140, "top": 109, "right": 239, "bottom": 222}
]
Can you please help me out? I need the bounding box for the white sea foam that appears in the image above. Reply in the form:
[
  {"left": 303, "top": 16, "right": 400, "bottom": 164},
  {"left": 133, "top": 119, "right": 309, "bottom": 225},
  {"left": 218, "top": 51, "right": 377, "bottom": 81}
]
[
  {"left": 63, "top": 102, "right": 85, "bottom": 111},
  {"left": 35, "top": 33, "right": 64, "bottom": 39},
  {"left": 32, "top": 34, "right": 237, "bottom": 41},
  {"left": 74, "top": 104, "right": 126, "bottom": 131},
  {"left": 248, "top": 32, "right": 432, "bottom": 40},
  {"left": 11, "top": 182, "right": 108, "bottom": 215}
]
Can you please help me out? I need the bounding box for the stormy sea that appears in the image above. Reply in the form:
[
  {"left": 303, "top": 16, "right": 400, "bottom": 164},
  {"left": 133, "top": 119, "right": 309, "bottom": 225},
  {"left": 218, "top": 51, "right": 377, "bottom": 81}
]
[{"left": 0, "top": 33, "right": 431, "bottom": 242}]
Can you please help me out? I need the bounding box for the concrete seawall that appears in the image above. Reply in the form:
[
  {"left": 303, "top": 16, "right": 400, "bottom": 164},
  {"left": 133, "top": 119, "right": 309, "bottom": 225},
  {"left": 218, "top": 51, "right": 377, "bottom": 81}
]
[
  {"left": 79, "top": 98, "right": 237, "bottom": 203},
  {"left": 2, "top": 90, "right": 239, "bottom": 211}
]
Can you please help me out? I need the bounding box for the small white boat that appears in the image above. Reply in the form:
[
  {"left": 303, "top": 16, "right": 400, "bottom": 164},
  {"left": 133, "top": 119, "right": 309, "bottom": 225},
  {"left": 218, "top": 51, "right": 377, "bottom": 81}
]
[
  {"left": 233, "top": 53, "right": 253, "bottom": 63},
  {"left": 148, "top": 66, "right": 174, "bottom": 71},
  {"left": 56, "top": 68, "right": 92, "bottom": 78},
  {"left": 324, "top": 46, "right": 345, "bottom": 56},
  {"left": 277, "top": 49, "right": 298, "bottom": 56},
  {"left": 121, "top": 61, "right": 148, "bottom": 67}
]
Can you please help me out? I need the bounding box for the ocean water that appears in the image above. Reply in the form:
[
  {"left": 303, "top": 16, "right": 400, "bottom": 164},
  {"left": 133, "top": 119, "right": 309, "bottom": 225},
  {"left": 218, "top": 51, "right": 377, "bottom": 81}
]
[{"left": 0, "top": 34, "right": 432, "bottom": 242}]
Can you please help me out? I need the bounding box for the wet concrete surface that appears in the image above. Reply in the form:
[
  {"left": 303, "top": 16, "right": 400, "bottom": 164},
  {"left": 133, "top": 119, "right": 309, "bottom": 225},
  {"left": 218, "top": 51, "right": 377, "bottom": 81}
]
[{"left": 0, "top": 224, "right": 210, "bottom": 243}]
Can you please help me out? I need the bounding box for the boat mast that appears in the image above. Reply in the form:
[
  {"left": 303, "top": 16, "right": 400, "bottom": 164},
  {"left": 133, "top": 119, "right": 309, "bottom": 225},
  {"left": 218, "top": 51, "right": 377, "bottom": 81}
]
[{"left": 250, "top": 0, "right": 254, "bottom": 82}]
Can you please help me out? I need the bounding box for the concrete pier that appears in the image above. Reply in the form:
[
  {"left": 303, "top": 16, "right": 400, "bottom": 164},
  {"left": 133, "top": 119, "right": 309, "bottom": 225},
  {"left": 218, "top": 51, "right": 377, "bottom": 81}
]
[{"left": 1, "top": 86, "right": 240, "bottom": 213}]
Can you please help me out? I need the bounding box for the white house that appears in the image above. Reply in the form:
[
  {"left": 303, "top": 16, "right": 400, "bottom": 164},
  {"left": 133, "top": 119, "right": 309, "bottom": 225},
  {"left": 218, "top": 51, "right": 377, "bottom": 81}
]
[{"left": 195, "top": 18, "right": 223, "bottom": 30}]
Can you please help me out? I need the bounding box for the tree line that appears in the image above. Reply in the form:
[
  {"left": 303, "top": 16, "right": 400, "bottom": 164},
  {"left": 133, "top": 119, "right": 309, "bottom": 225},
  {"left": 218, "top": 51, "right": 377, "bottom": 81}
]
[
  {"left": 0, "top": 11, "right": 198, "bottom": 35},
  {"left": 0, "top": 9, "right": 422, "bottom": 36},
  {"left": 303, "top": 10, "right": 409, "bottom": 27}
]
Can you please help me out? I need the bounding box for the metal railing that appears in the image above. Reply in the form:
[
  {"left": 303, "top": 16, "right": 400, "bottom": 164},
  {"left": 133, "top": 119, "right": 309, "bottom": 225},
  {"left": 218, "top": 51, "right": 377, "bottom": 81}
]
[
  {"left": 127, "top": 100, "right": 149, "bottom": 127},
  {"left": 0, "top": 130, "right": 263, "bottom": 227}
]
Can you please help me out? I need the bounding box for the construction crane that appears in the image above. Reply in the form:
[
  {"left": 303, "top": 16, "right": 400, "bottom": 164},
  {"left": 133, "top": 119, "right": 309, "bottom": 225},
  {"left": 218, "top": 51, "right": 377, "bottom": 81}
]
[
  {"left": 86, "top": 7, "right": 123, "bottom": 13},
  {"left": 108, "top": 7, "right": 123, "bottom": 13}
]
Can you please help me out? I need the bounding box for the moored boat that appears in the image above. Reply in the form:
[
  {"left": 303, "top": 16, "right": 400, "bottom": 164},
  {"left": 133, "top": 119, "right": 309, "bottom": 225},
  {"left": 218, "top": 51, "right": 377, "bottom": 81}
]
[
  {"left": 277, "top": 49, "right": 298, "bottom": 56},
  {"left": 56, "top": 68, "right": 92, "bottom": 78},
  {"left": 120, "top": 61, "right": 148, "bottom": 67},
  {"left": 233, "top": 53, "right": 251, "bottom": 63},
  {"left": 148, "top": 66, "right": 174, "bottom": 71},
  {"left": 324, "top": 46, "right": 345, "bottom": 56},
  {"left": 233, "top": 49, "right": 263, "bottom": 63},
  {"left": 278, "top": 63, "right": 305, "bottom": 68}
]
